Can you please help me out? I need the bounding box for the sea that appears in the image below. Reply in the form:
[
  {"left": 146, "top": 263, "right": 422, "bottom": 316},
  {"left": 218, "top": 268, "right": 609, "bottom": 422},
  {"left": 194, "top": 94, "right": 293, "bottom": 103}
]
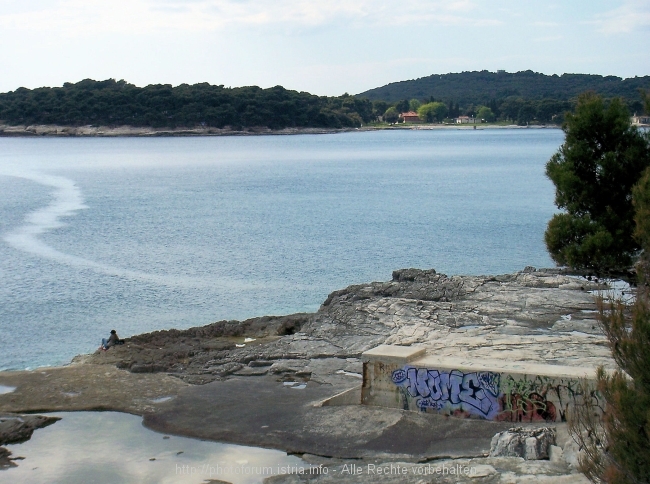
[{"left": 0, "top": 128, "right": 563, "bottom": 371}]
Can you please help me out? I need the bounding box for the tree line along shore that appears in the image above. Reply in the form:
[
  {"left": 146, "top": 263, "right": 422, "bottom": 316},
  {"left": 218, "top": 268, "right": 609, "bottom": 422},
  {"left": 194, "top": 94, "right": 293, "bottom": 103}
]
[{"left": 0, "top": 71, "right": 648, "bottom": 132}]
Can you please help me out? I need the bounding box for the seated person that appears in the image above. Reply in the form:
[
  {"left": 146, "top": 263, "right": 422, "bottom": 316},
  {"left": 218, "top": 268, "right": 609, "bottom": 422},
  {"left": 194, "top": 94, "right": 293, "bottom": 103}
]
[{"left": 101, "top": 329, "right": 120, "bottom": 350}]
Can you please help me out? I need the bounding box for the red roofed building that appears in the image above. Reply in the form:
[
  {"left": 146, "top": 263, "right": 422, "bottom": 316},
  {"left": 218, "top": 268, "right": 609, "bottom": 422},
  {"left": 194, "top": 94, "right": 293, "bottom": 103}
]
[{"left": 401, "top": 111, "right": 422, "bottom": 123}]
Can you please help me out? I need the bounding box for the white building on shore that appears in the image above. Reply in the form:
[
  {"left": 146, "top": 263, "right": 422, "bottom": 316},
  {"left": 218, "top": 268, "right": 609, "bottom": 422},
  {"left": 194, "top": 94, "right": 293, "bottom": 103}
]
[
  {"left": 632, "top": 115, "right": 650, "bottom": 125},
  {"left": 455, "top": 116, "right": 480, "bottom": 124}
]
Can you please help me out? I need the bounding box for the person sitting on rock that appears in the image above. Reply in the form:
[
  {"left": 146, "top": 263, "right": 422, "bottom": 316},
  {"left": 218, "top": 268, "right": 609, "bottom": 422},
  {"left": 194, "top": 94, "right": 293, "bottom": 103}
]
[{"left": 101, "top": 330, "right": 120, "bottom": 350}]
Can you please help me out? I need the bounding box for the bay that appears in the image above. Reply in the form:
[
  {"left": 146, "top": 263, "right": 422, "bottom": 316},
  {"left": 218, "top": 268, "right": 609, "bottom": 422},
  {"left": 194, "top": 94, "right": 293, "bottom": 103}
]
[{"left": 0, "top": 129, "right": 562, "bottom": 370}]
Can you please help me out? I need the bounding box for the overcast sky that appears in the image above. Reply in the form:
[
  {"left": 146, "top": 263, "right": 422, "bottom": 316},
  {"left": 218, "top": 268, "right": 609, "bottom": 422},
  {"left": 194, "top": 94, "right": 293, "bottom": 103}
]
[{"left": 1, "top": 0, "right": 649, "bottom": 95}]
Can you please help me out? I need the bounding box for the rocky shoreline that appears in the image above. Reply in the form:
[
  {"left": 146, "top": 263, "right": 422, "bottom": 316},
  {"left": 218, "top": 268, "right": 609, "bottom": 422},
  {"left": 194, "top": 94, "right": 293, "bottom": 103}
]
[
  {"left": 77, "top": 266, "right": 616, "bottom": 384},
  {"left": 0, "top": 267, "right": 618, "bottom": 482},
  {"left": 0, "top": 124, "right": 362, "bottom": 137},
  {"left": 0, "top": 123, "right": 554, "bottom": 137}
]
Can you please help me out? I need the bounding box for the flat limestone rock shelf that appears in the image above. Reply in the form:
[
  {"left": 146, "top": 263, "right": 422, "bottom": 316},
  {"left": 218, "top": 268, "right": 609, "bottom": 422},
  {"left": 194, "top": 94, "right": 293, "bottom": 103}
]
[
  {"left": 0, "top": 268, "right": 616, "bottom": 481},
  {"left": 143, "top": 375, "right": 515, "bottom": 460},
  {"left": 76, "top": 266, "right": 616, "bottom": 386}
]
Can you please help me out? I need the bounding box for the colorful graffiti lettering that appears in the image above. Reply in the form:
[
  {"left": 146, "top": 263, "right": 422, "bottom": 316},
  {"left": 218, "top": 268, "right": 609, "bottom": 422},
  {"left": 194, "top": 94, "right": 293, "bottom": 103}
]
[
  {"left": 497, "top": 392, "right": 557, "bottom": 422},
  {"left": 496, "top": 374, "right": 598, "bottom": 423},
  {"left": 496, "top": 376, "right": 555, "bottom": 422},
  {"left": 390, "top": 366, "right": 596, "bottom": 422},
  {"left": 391, "top": 367, "right": 501, "bottom": 419}
]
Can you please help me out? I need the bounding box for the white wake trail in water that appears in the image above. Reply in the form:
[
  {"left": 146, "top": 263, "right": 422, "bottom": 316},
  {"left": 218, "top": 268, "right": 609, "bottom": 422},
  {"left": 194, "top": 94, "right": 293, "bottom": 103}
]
[
  {"left": 4, "top": 172, "right": 88, "bottom": 260},
  {"left": 2, "top": 171, "right": 253, "bottom": 290}
]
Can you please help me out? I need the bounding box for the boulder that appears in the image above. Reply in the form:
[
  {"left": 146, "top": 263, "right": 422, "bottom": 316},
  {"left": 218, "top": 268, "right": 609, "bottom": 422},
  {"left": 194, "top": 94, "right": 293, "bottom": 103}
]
[{"left": 490, "top": 427, "right": 556, "bottom": 460}]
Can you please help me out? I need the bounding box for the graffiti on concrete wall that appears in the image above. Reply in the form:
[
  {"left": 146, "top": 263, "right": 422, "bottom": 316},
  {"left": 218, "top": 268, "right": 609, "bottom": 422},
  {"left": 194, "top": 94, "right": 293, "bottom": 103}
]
[
  {"left": 391, "top": 366, "right": 599, "bottom": 422},
  {"left": 496, "top": 374, "right": 602, "bottom": 423},
  {"left": 391, "top": 367, "right": 501, "bottom": 419}
]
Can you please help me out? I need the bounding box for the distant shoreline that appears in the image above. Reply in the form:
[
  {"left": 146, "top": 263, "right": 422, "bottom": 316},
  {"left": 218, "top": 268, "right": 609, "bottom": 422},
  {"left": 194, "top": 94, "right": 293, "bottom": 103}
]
[{"left": 0, "top": 123, "right": 561, "bottom": 138}]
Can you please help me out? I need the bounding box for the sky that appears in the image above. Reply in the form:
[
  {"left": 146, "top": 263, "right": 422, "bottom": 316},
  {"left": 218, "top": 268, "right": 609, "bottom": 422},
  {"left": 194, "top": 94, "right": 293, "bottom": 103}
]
[{"left": 0, "top": 0, "right": 649, "bottom": 96}]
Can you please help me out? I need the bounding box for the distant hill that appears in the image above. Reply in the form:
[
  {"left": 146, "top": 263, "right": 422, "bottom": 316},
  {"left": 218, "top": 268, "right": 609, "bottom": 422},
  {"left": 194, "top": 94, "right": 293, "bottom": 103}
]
[
  {"left": 0, "top": 79, "right": 374, "bottom": 129},
  {"left": 357, "top": 70, "right": 650, "bottom": 106}
]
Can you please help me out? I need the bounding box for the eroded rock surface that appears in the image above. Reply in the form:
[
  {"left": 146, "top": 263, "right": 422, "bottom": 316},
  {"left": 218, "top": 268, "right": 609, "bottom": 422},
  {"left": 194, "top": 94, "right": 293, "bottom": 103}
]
[
  {"left": 80, "top": 267, "right": 615, "bottom": 387},
  {"left": 490, "top": 427, "right": 556, "bottom": 460}
]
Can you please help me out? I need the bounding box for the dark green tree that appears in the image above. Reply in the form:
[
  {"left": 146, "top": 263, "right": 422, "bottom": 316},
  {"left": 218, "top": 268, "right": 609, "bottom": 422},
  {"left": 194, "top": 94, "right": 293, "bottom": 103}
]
[
  {"left": 488, "top": 98, "right": 500, "bottom": 118},
  {"left": 516, "top": 103, "right": 536, "bottom": 125},
  {"left": 633, "top": 168, "right": 650, "bottom": 252},
  {"left": 632, "top": 92, "right": 650, "bottom": 251},
  {"left": 395, "top": 99, "right": 410, "bottom": 113},
  {"left": 569, "top": 113, "right": 650, "bottom": 482},
  {"left": 372, "top": 100, "right": 388, "bottom": 119},
  {"left": 641, "top": 89, "right": 650, "bottom": 114},
  {"left": 544, "top": 93, "right": 650, "bottom": 273},
  {"left": 595, "top": 290, "right": 650, "bottom": 483},
  {"left": 571, "top": 270, "right": 650, "bottom": 484},
  {"left": 498, "top": 97, "right": 525, "bottom": 122}
]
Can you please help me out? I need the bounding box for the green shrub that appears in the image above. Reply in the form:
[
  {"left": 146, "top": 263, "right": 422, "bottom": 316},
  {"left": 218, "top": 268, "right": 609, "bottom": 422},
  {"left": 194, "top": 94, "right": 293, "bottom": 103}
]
[{"left": 544, "top": 93, "right": 650, "bottom": 273}]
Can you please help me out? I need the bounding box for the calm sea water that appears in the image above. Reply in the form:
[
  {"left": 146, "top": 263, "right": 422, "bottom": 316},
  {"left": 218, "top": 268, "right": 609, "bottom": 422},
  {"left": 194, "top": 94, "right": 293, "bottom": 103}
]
[{"left": 0, "top": 129, "right": 562, "bottom": 370}]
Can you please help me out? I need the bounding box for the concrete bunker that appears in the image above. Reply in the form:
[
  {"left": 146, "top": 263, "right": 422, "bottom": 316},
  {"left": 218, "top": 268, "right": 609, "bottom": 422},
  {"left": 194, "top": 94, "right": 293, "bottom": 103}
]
[{"left": 355, "top": 345, "right": 603, "bottom": 423}]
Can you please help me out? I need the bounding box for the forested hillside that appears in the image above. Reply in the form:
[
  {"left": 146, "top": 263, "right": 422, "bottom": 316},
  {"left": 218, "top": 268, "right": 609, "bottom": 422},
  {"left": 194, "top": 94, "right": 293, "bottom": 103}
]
[
  {"left": 357, "top": 71, "right": 649, "bottom": 125},
  {"left": 3, "top": 73, "right": 648, "bottom": 130},
  {"left": 358, "top": 70, "right": 650, "bottom": 107},
  {"left": 0, "top": 79, "right": 373, "bottom": 129}
]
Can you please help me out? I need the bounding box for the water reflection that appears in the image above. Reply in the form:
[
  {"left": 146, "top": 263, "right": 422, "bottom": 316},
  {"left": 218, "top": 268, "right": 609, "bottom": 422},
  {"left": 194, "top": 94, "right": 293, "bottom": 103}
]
[{"left": 1, "top": 412, "right": 304, "bottom": 484}]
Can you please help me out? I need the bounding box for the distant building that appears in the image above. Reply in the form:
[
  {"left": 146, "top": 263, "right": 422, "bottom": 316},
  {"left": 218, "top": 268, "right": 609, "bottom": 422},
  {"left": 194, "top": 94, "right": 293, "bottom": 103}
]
[
  {"left": 497, "top": 70, "right": 506, "bottom": 74},
  {"left": 632, "top": 115, "right": 650, "bottom": 125},
  {"left": 455, "top": 116, "right": 479, "bottom": 124},
  {"left": 401, "top": 111, "right": 422, "bottom": 123}
]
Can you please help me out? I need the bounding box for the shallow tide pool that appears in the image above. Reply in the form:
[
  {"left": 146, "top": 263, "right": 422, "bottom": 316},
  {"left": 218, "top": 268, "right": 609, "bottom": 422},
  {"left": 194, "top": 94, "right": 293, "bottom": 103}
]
[{"left": 1, "top": 412, "right": 305, "bottom": 484}]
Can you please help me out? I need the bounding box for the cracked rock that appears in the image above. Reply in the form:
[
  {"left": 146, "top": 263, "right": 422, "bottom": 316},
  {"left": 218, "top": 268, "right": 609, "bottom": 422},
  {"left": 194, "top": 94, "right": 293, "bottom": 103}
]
[{"left": 490, "top": 427, "right": 556, "bottom": 460}]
